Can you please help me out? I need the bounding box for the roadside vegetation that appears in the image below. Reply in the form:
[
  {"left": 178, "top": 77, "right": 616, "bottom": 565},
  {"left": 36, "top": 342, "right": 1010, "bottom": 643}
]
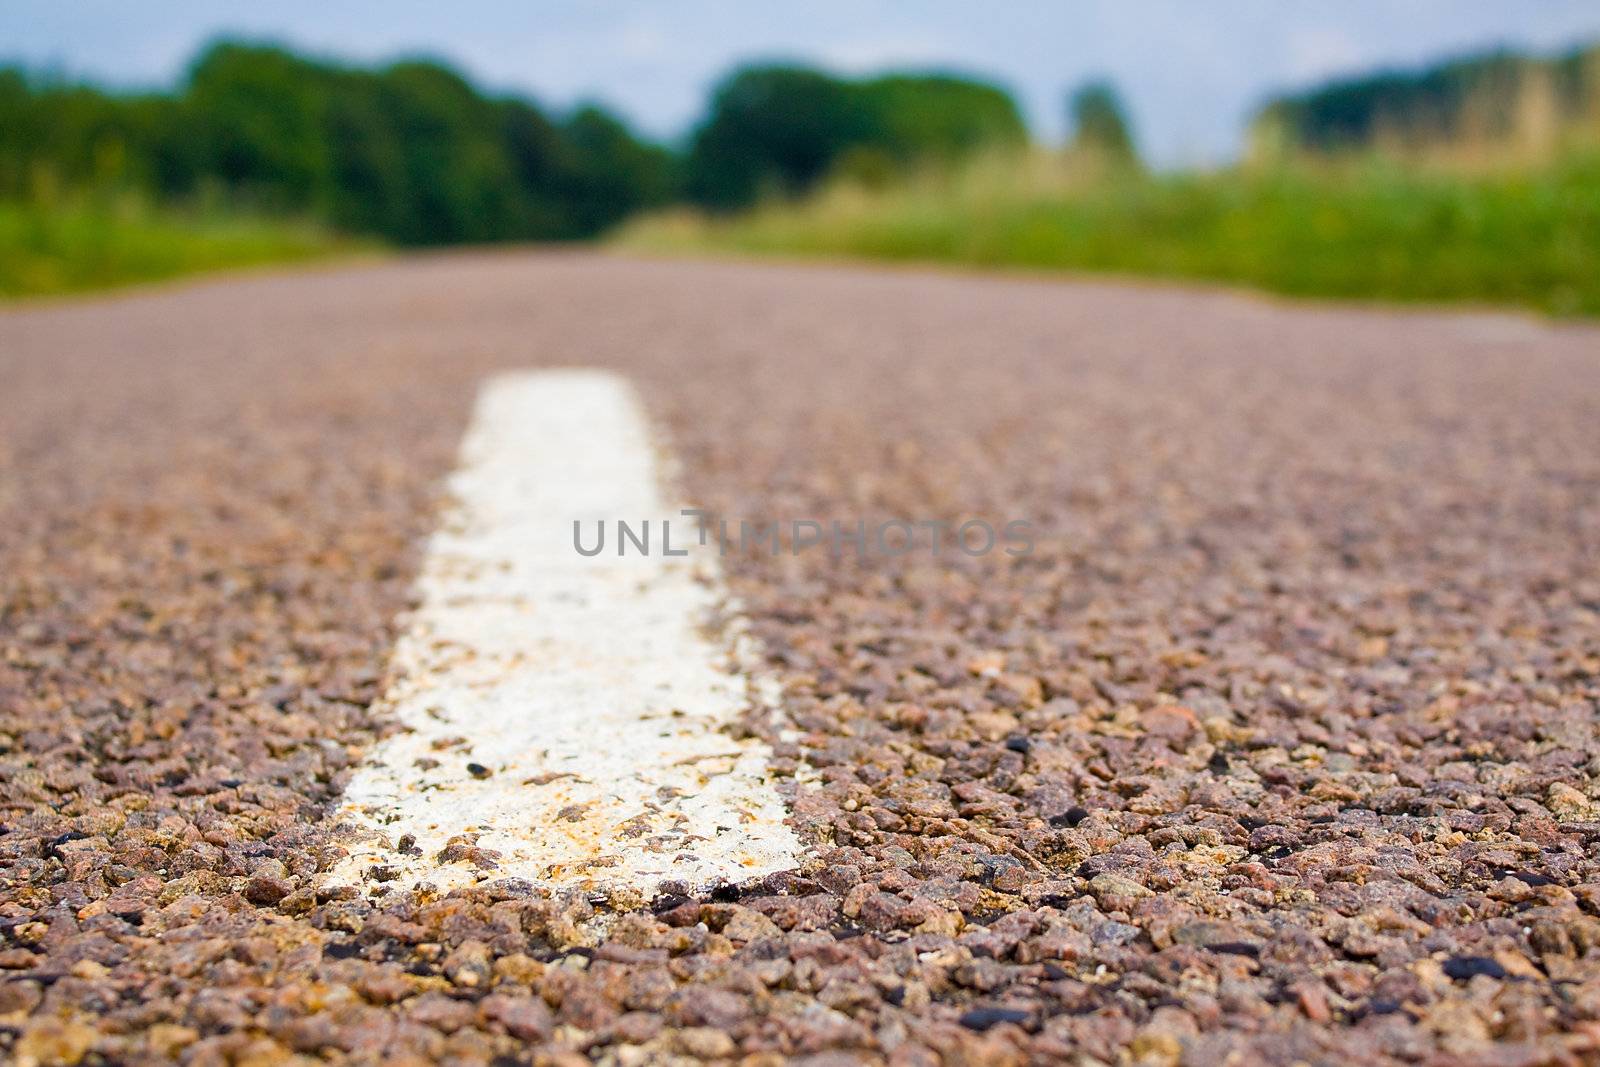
[
  {"left": 4, "top": 37, "right": 1599, "bottom": 312},
  {"left": 623, "top": 45, "right": 1600, "bottom": 317},
  {"left": 0, "top": 45, "right": 1023, "bottom": 297},
  {"left": 0, "top": 45, "right": 677, "bottom": 248},
  {"left": 0, "top": 42, "right": 678, "bottom": 296},
  {"left": 620, "top": 146, "right": 1600, "bottom": 316},
  {"left": 0, "top": 195, "right": 358, "bottom": 297}
]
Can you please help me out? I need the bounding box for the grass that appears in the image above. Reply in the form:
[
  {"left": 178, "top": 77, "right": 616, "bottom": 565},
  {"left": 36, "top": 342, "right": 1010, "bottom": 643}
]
[
  {"left": 617, "top": 149, "right": 1600, "bottom": 316},
  {"left": 0, "top": 195, "right": 365, "bottom": 299}
]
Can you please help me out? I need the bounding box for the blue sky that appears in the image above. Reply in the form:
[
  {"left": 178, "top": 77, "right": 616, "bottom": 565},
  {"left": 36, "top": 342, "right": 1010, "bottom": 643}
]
[{"left": 5, "top": 1, "right": 1600, "bottom": 165}]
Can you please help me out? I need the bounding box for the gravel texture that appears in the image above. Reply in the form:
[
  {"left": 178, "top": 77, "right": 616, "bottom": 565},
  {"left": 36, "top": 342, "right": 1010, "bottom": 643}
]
[{"left": 2, "top": 253, "right": 1600, "bottom": 1066}]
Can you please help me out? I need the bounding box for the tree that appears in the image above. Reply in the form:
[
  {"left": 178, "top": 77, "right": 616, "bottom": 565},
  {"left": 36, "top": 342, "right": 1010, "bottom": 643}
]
[
  {"left": 686, "top": 64, "right": 1029, "bottom": 210},
  {"left": 558, "top": 105, "right": 678, "bottom": 235},
  {"left": 686, "top": 66, "right": 869, "bottom": 209},
  {"left": 185, "top": 43, "right": 333, "bottom": 210},
  {"left": 859, "top": 74, "right": 1027, "bottom": 162},
  {"left": 1067, "top": 80, "right": 1138, "bottom": 164}
]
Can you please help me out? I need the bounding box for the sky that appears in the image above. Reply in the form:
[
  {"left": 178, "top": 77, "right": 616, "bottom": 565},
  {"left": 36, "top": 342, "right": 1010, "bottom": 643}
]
[{"left": 5, "top": 1, "right": 1600, "bottom": 166}]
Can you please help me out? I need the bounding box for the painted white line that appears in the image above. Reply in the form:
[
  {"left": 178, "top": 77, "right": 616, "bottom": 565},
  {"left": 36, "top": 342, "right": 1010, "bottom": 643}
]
[{"left": 330, "top": 369, "right": 800, "bottom": 895}]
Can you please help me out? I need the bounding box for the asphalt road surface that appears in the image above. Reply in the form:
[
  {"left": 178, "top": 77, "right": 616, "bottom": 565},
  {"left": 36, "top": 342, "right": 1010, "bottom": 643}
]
[{"left": 3, "top": 253, "right": 1600, "bottom": 1066}]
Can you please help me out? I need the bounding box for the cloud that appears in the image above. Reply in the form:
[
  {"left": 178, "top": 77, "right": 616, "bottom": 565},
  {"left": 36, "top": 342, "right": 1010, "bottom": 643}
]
[
  {"left": 1283, "top": 25, "right": 1366, "bottom": 85},
  {"left": 820, "top": 33, "right": 953, "bottom": 74},
  {"left": 615, "top": 17, "right": 669, "bottom": 63}
]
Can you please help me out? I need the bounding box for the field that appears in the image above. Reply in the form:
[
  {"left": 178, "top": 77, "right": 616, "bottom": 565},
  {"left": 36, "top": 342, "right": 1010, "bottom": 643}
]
[
  {"left": 619, "top": 149, "right": 1600, "bottom": 316},
  {"left": 0, "top": 197, "right": 360, "bottom": 298}
]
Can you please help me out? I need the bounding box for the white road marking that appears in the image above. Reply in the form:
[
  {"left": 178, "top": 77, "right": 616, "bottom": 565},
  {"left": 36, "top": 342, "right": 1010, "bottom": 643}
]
[{"left": 329, "top": 369, "right": 801, "bottom": 895}]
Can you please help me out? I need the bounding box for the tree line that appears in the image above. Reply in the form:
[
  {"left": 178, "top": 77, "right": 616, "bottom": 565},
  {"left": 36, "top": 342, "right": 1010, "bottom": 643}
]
[
  {"left": 0, "top": 41, "right": 1043, "bottom": 244},
  {"left": 0, "top": 42, "right": 677, "bottom": 243},
  {"left": 1253, "top": 42, "right": 1600, "bottom": 158}
]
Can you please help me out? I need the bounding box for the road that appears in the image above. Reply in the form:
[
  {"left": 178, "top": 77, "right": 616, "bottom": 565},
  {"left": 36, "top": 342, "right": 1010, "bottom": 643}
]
[{"left": 2, "top": 252, "right": 1600, "bottom": 1065}]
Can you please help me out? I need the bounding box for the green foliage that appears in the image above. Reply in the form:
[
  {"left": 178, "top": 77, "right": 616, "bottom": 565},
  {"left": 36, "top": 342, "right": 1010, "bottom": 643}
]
[
  {"left": 1068, "top": 81, "right": 1138, "bottom": 163},
  {"left": 685, "top": 64, "right": 1026, "bottom": 209},
  {"left": 1256, "top": 42, "right": 1600, "bottom": 154},
  {"left": 559, "top": 106, "right": 681, "bottom": 237},
  {"left": 859, "top": 74, "right": 1028, "bottom": 161},
  {"left": 185, "top": 43, "right": 332, "bottom": 206},
  {"left": 1, "top": 42, "right": 1034, "bottom": 293},
  {"left": 0, "top": 195, "right": 357, "bottom": 297},
  {"left": 686, "top": 66, "right": 874, "bottom": 208},
  {"left": 621, "top": 149, "right": 1600, "bottom": 317},
  {"left": 0, "top": 41, "right": 677, "bottom": 246}
]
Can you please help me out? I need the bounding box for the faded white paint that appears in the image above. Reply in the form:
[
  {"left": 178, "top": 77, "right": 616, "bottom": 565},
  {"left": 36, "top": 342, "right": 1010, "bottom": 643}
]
[{"left": 329, "top": 369, "right": 800, "bottom": 895}]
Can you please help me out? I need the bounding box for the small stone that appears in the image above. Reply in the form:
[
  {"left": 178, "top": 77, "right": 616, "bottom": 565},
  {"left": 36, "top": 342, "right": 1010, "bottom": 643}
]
[
  {"left": 492, "top": 952, "right": 546, "bottom": 986},
  {"left": 816, "top": 863, "right": 863, "bottom": 894},
  {"left": 1128, "top": 1028, "right": 1182, "bottom": 1067},
  {"left": 915, "top": 908, "right": 965, "bottom": 936},
  {"left": 14, "top": 1018, "right": 98, "bottom": 1067},
  {"left": 479, "top": 994, "right": 552, "bottom": 1041},
  {"left": 1143, "top": 705, "right": 1198, "bottom": 743},
  {"left": 144, "top": 1024, "right": 198, "bottom": 1058},
  {"left": 445, "top": 939, "right": 493, "bottom": 987},
  {"left": 966, "top": 652, "right": 1006, "bottom": 676},
  {"left": 1292, "top": 980, "right": 1331, "bottom": 1023},
  {"left": 722, "top": 905, "right": 782, "bottom": 942},
  {"left": 244, "top": 874, "right": 292, "bottom": 905},
  {"left": 356, "top": 969, "right": 412, "bottom": 1005},
  {"left": 1548, "top": 783, "right": 1591, "bottom": 819},
  {"left": 675, "top": 1027, "right": 737, "bottom": 1057},
  {"left": 958, "top": 1007, "right": 1031, "bottom": 1032},
  {"left": 969, "top": 711, "right": 1019, "bottom": 741},
  {"left": 1049, "top": 806, "right": 1090, "bottom": 828},
  {"left": 1441, "top": 955, "right": 1506, "bottom": 981},
  {"left": 0, "top": 979, "right": 42, "bottom": 1018},
  {"left": 1171, "top": 921, "right": 1260, "bottom": 955},
  {"left": 996, "top": 673, "right": 1044, "bottom": 706},
  {"left": 1088, "top": 873, "right": 1152, "bottom": 912}
]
